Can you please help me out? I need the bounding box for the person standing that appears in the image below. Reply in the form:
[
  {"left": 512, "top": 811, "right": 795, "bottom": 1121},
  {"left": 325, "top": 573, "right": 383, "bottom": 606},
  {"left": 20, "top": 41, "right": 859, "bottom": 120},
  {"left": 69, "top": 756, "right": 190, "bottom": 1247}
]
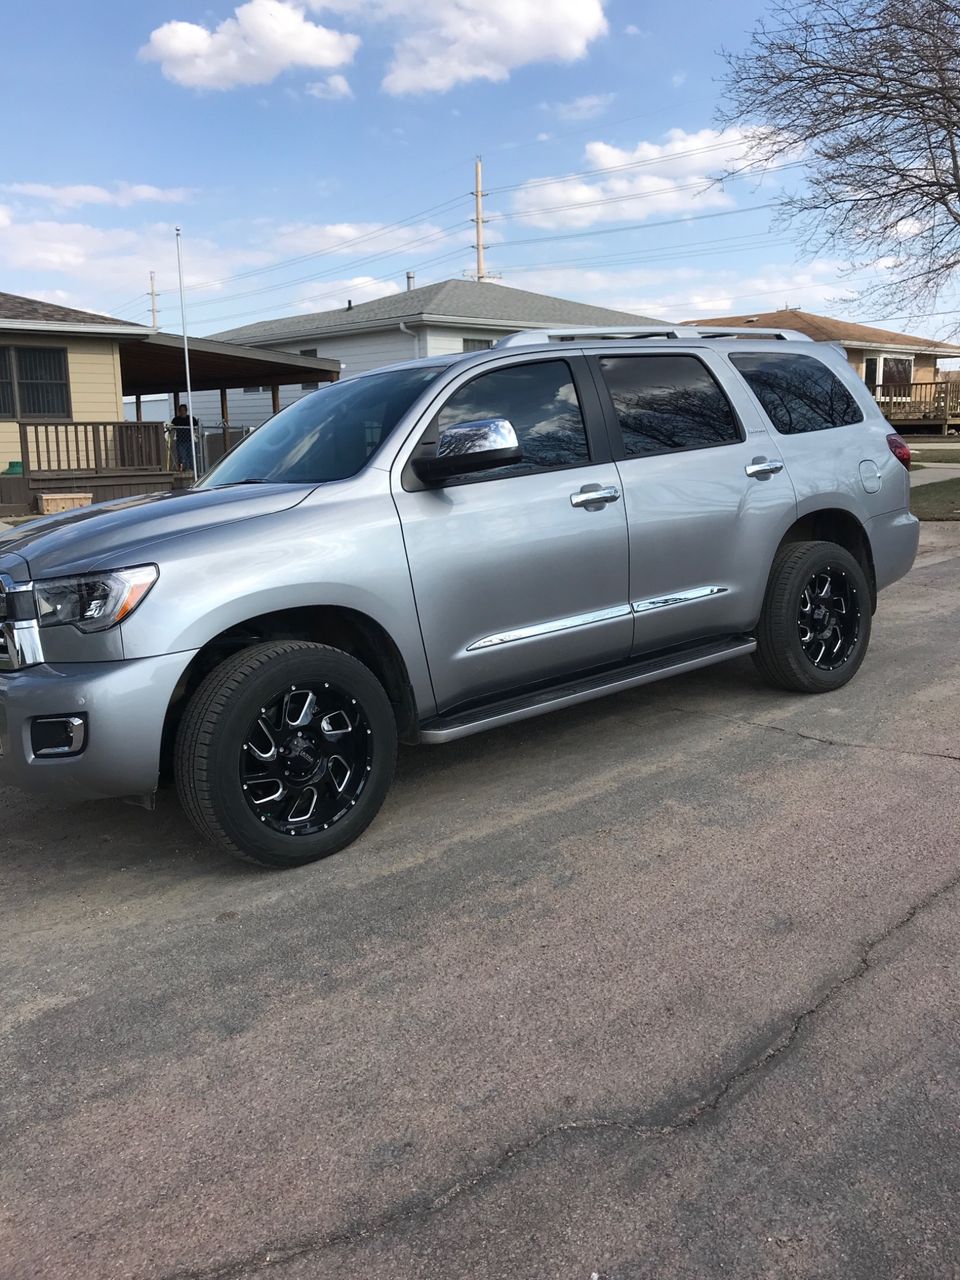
[{"left": 171, "top": 403, "right": 199, "bottom": 473}]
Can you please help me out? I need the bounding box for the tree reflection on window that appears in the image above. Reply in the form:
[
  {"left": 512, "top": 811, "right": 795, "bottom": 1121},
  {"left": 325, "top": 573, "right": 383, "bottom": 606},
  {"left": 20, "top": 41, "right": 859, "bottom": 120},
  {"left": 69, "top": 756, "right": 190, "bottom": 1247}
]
[
  {"left": 731, "top": 353, "right": 863, "bottom": 434},
  {"left": 437, "top": 360, "right": 589, "bottom": 481},
  {"left": 599, "top": 355, "right": 741, "bottom": 456}
]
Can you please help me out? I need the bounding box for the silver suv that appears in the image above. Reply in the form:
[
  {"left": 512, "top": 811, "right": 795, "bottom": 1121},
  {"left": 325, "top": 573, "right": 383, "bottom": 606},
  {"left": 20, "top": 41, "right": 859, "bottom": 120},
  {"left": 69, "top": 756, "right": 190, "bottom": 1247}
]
[{"left": 0, "top": 326, "right": 918, "bottom": 868}]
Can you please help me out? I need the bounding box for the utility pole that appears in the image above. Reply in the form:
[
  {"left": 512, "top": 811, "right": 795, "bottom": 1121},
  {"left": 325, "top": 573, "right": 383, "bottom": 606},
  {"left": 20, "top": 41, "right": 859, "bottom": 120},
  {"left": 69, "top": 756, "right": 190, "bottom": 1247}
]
[
  {"left": 174, "top": 227, "right": 199, "bottom": 478},
  {"left": 473, "top": 155, "right": 487, "bottom": 282},
  {"left": 149, "top": 271, "right": 158, "bottom": 327}
]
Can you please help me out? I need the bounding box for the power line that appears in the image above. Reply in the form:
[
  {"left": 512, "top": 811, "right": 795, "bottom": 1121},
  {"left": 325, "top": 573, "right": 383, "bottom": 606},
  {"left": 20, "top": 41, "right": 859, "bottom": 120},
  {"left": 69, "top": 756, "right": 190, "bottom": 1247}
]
[
  {"left": 485, "top": 138, "right": 758, "bottom": 196},
  {"left": 487, "top": 162, "right": 803, "bottom": 224},
  {"left": 156, "top": 193, "right": 471, "bottom": 297}
]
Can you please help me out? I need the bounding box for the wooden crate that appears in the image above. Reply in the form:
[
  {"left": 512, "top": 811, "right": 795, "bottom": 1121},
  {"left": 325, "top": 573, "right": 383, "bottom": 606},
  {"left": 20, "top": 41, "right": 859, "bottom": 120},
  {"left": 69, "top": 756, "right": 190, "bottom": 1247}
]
[{"left": 37, "top": 492, "right": 93, "bottom": 514}]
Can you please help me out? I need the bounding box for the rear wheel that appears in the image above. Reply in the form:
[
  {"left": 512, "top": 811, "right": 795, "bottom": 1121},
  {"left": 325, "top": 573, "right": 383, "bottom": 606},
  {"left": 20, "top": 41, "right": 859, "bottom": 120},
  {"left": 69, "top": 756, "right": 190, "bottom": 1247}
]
[
  {"left": 753, "top": 540, "right": 872, "bottom": 694},
  {"left": 175, "top": 641, "right": 397, "bottom": 867}
]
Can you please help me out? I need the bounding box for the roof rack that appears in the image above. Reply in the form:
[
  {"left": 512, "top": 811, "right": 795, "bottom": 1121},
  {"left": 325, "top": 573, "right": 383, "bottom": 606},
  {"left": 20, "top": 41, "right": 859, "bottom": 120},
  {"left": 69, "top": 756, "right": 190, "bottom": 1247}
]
[{"left": 495, "top": 325, "right": 813, "bottom": 348}]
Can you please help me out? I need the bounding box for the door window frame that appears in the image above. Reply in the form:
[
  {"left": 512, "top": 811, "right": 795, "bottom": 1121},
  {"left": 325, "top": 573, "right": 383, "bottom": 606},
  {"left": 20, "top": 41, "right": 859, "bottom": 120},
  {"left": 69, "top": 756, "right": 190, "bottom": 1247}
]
[
  {"left": 400, "top": 353, "right": 612, "bottom": 492},
  {"left": 585, "top": 349, "right": 746, "bottom": 463}
]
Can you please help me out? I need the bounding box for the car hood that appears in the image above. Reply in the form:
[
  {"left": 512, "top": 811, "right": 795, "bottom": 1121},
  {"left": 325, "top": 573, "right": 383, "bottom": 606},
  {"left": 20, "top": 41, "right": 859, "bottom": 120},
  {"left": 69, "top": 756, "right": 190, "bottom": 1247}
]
[{"left": 0, "top": 483, "right": 313, "bottom": 579}]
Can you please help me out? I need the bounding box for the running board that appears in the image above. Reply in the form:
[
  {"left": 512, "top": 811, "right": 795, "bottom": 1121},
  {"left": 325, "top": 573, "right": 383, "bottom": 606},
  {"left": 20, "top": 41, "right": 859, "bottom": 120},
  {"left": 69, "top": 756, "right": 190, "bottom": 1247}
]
[{"left": 419, "top": 636, "right": 756, "bottom": 744}]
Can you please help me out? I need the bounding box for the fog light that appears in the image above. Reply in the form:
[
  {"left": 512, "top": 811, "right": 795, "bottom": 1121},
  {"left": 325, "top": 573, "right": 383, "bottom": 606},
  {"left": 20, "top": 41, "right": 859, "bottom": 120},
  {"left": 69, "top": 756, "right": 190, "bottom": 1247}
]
[{"left": 31, "top": 715, "right": 87, "bottom": 757}]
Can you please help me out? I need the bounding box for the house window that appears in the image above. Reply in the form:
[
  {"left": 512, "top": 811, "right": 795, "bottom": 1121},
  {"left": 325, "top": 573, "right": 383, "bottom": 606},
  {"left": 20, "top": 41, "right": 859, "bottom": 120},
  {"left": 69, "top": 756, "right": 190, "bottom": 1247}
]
[
  {"left": 882, "top": 356, "right": 913, "bottom": 387},
  {"left": 462, "top": 338, "right": 494, "bottom": 352},
  {"left": 0, "top": 348, "right": 13, "bottom": 418},
  {"left": 300, "top": 348, "right": 319, "bottom": 391},
  {"left": 0, "top": 346, "right": 71, "bottom": 419},
  {"left": 243, "top": 385, "right": 269, "bottom": 394}
]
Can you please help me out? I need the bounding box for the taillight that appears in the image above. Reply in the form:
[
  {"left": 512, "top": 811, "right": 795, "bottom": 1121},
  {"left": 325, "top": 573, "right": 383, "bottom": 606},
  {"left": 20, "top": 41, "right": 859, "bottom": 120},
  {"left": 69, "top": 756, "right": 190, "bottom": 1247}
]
[{"left": 887, "top": 433, "right": 911, "bottom": 470}]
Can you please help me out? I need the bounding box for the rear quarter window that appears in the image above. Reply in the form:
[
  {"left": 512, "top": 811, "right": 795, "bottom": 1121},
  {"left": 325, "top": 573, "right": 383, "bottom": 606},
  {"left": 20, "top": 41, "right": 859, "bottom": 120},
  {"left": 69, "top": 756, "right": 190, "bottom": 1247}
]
[{"left": 730, "top": 352, "right": 863, "bottom": 434}]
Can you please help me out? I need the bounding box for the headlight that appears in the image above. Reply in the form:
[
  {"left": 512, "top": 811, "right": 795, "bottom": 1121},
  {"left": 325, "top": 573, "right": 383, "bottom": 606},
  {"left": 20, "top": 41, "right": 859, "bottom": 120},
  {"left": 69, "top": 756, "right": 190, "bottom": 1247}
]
[{"left": 34, "top": 565, "right": 158, "bottom": 632}]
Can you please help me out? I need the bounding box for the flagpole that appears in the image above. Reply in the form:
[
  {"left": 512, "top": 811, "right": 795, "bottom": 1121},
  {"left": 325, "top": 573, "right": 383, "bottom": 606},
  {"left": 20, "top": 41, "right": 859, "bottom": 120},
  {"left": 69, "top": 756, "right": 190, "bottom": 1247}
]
[{"left": 174, "top": 225, "right": 199, "bottom": 478}]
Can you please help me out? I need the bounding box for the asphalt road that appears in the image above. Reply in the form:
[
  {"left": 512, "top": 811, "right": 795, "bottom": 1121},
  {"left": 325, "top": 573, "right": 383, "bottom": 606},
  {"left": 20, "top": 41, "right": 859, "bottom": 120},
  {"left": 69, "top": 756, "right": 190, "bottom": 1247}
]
[{"left": 3, "top": 524, "right": 960, "bottom": 1280}]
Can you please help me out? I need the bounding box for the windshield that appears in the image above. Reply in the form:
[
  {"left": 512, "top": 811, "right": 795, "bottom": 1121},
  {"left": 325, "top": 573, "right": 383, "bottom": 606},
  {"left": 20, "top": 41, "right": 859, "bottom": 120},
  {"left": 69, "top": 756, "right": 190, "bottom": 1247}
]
[{"left": 199, "top": 365, "right": 444, "bottom": 488}]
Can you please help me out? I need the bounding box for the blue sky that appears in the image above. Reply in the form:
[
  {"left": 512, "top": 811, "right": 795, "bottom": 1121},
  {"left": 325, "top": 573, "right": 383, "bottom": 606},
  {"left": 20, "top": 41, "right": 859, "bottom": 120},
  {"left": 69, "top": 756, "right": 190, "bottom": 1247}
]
[{"left": 0, "top": 0, "right": 951, "bottom": 337}]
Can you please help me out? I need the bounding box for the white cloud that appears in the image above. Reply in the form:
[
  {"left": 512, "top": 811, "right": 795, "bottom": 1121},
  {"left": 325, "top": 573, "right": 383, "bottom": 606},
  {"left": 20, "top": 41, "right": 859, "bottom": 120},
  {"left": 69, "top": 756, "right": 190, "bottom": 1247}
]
[
  {"left": 671, "top": 71, "right": 687, "bottom": 88},
  {"left": 295, "top": 275, "right": 402, "bottom": 311},
  {"left": 266, "top": 218, "right": 475, "bottom": 256},
  {"left": 624, "top": 24, "right": 649, "bottom": 36},
  {"left": 143, "top": 0, "right": 608, "bottom": 96},
  {"left": 542, "top": 93, "right": 614, "bottom": 122},
  {"left": 3, "top": 182, "right": 189, "bottom": 209},
  {"left": 373, "top": 0, "right": 608, "bottom": 94},
  {"left": 510, "top": 127, "right": 786, "bottom": 229},
  {"left": 305, "top": 73, "right": 353, "bottom": 99},
  {"left": 0, "top": 211, "right": 271, "bottom": 313},
  {"left": 504, "top": 260, "right": 861, "bottom": 321},
  {"left": 140, "top": 0, "right": 359, "bottom": 90}
]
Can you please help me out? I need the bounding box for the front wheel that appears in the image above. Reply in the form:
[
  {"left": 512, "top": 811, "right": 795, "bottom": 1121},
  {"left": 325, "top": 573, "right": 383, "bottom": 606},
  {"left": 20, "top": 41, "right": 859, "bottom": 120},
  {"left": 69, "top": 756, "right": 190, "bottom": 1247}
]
[
  {"left": 753, "top": 540, "right": 872, "bottom": 694},
  {"left": 175, "top": 641, "right": 397, "bottom": 867}
]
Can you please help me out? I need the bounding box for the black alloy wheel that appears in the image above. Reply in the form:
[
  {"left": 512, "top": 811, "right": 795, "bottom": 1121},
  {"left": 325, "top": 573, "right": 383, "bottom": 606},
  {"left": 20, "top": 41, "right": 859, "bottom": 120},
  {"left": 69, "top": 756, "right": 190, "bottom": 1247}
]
[
  {"left": 753, "top": 540, "right": 872, "bottom": 694},
  {"left": 796, "top": 566, "right": 861, "bottom": 671},
  {"left": 240, "top": 682, "right": 373, "bottom": 836},
  {"left": 175, "top": 641, "right": 397, "bottom": 867}
]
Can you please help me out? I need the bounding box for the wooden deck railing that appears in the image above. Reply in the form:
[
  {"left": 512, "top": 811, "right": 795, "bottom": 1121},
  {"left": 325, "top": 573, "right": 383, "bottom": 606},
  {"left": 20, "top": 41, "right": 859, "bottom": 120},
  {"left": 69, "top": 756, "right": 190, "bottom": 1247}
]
[
  {"left": 19, "top": 421, "right": 171, "bottom": 474},
  {"left": 873, "top": 382, "right": 960, "bottom": 422}
]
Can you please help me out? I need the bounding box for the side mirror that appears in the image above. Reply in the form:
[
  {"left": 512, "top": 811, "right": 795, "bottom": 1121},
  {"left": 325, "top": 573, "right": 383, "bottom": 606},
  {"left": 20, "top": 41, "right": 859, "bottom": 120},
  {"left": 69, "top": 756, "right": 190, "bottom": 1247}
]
[{"left": 413, "top": 418, "right": 522, "bottom": 481}]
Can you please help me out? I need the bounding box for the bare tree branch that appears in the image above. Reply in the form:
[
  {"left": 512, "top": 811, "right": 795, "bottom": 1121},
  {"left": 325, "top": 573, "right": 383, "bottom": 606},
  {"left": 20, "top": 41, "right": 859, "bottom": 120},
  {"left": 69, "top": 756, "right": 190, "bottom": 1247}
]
[{"left": 719, "top": 0, "right": 960, "bottom": 319}]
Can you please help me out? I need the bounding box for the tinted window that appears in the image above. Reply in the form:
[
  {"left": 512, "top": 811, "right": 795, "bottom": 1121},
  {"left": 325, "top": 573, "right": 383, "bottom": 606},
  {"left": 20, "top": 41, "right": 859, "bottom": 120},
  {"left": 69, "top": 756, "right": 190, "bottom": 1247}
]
[
  {"left": 0, "top": 349, "right": 12, "bottom": 418},
  {"left": 14, "top": 347, "right": 69, "bottom": 418},
  {"left": 599, "top": 355, "right": 740, "bottom": 456},
  {"left": 437, "top": 360, "right": 589, "bottom": 481},
  {"left": 730, "top": 352, "right": 863, "bottom": 434},
  {"left": 200, "top": 364, "right": 443, "bottom": 487}
]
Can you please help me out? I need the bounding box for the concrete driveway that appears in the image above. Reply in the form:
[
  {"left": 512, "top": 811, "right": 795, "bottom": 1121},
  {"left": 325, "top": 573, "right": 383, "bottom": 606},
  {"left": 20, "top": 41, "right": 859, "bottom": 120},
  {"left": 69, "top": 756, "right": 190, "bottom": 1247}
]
[{"left": 3, "top": 524, "right": 960, "bottom": 1280}]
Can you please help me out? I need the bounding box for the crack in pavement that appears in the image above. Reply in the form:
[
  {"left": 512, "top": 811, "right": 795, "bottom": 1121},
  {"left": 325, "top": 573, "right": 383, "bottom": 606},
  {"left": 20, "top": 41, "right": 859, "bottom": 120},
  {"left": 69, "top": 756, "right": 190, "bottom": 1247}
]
[
  {"left": 158, "top": 866, "right": 960, "bottom": 1280},
  {"left": 661, "top": 704, "right": 960, "bottom": 766}
]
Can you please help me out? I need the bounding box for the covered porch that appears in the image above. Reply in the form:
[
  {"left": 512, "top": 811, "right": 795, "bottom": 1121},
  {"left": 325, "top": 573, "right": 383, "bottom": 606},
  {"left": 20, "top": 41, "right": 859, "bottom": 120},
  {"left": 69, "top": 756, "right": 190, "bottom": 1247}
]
[{"left": 0, "top": 335, "right": 339, "bottom": 516}]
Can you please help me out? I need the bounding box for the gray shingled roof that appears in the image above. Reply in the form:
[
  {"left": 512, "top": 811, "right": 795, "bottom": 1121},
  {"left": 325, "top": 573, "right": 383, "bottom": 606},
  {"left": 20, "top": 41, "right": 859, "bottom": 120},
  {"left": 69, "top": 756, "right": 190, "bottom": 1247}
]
[
  {"left": 212, "top": 278, "right": 661, "bottom": 344},
  {"left": 0, "top": 290, "right": 141, "bottom": 327}
]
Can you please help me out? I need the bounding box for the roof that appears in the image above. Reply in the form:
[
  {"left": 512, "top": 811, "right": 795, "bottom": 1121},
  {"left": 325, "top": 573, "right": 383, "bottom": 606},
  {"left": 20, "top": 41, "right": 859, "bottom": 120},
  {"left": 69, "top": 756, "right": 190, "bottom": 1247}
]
[
  {"left": 212, "top": 278, "right": 662, "bottom": 345},
  {"left": 683, "top": 308, "right": 960, "bottom": 356},
  {"left": 0, "top": 289, "right": 142, "bottom": 329},
  {"left": 119, "top": 332, "right": 340, "bottom": 396}
]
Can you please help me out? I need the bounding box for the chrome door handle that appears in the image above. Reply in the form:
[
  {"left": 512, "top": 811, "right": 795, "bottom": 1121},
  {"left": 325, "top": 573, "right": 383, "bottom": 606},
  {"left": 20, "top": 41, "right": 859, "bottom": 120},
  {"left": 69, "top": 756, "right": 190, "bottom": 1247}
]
[
  {"left": 745, "top": 458, "right": 784, "bottom": 479},
  {"left": 571, "top": 484, "right": 621, "bottom": 509}
]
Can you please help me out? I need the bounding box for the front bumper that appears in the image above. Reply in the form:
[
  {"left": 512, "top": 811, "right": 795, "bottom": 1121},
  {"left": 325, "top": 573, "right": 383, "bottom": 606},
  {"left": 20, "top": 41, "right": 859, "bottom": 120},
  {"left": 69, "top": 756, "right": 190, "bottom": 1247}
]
[{"left": 0, "top": 651, "right": 196, "bottom": 801}]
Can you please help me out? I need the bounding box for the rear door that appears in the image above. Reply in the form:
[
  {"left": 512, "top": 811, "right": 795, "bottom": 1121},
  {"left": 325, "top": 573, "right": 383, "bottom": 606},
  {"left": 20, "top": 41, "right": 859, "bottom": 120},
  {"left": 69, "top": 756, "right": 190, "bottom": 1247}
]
[
  {"left": 391, "top": 354, "right": 632, "bottom": 711},
  {"left": 588, "top": 348, "right": 799, "bottom": 655},
  {"left": 725, "top": 347, "right": 910, "bottom": 521}
]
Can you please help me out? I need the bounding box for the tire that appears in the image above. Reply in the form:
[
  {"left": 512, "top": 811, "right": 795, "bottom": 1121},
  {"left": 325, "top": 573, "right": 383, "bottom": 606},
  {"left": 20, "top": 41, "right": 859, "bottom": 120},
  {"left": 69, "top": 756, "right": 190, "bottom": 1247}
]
[
  {"left": 175, "top": 641, "right": 397, "bottom": 868},
  {"left": 753, "top": 540, "right": 872, "bottom": 694}
]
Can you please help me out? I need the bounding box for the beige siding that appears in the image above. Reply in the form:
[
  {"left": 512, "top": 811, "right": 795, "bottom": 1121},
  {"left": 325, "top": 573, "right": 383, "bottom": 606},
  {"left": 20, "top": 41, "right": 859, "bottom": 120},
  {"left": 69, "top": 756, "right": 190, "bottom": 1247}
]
[
  {"left": 65, "top": 337, "right": 124, "bottom": 418},
  {"left": 0, "top": 333, "right": 123, "bottom": 472},
  {"left": 0, "top": 420, "right": 20, "bottom": 471},
  {"left": 914, "top": 354, "right": 938, "bottom": 382}
]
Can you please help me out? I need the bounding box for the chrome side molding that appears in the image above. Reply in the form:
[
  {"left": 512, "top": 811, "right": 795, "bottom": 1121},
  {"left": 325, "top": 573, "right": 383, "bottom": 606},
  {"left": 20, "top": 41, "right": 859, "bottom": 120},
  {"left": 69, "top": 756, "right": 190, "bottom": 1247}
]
[
  {"left": 632, "top": 585, "right": 728, "bottom": 615},
  {"left": 466, "top": 604, "right": 631, "bottom": 652}
]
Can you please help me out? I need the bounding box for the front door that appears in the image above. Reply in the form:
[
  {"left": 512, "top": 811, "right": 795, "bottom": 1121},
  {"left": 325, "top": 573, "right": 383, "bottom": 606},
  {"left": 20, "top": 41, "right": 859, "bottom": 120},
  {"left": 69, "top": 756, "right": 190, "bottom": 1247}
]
[
  {"left": 392, "top": 356, "right": 632, "bottom": 712},
  {"left": 588, "top": 350, "right": 799, "bottom": 654}
]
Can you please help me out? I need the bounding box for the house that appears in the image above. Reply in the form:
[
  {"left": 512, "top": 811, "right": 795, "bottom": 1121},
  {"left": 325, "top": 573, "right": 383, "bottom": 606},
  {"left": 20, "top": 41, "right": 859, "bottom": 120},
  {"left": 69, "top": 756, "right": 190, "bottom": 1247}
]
[
  {"left": 686, "top": 307, "right": 960, "bottom": 433},
  {"left": 200, "top": 278, "right": 662, "bottom": 428},
  {"left": 0, "top": 290, "right": 339, "bottom": 515}
]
